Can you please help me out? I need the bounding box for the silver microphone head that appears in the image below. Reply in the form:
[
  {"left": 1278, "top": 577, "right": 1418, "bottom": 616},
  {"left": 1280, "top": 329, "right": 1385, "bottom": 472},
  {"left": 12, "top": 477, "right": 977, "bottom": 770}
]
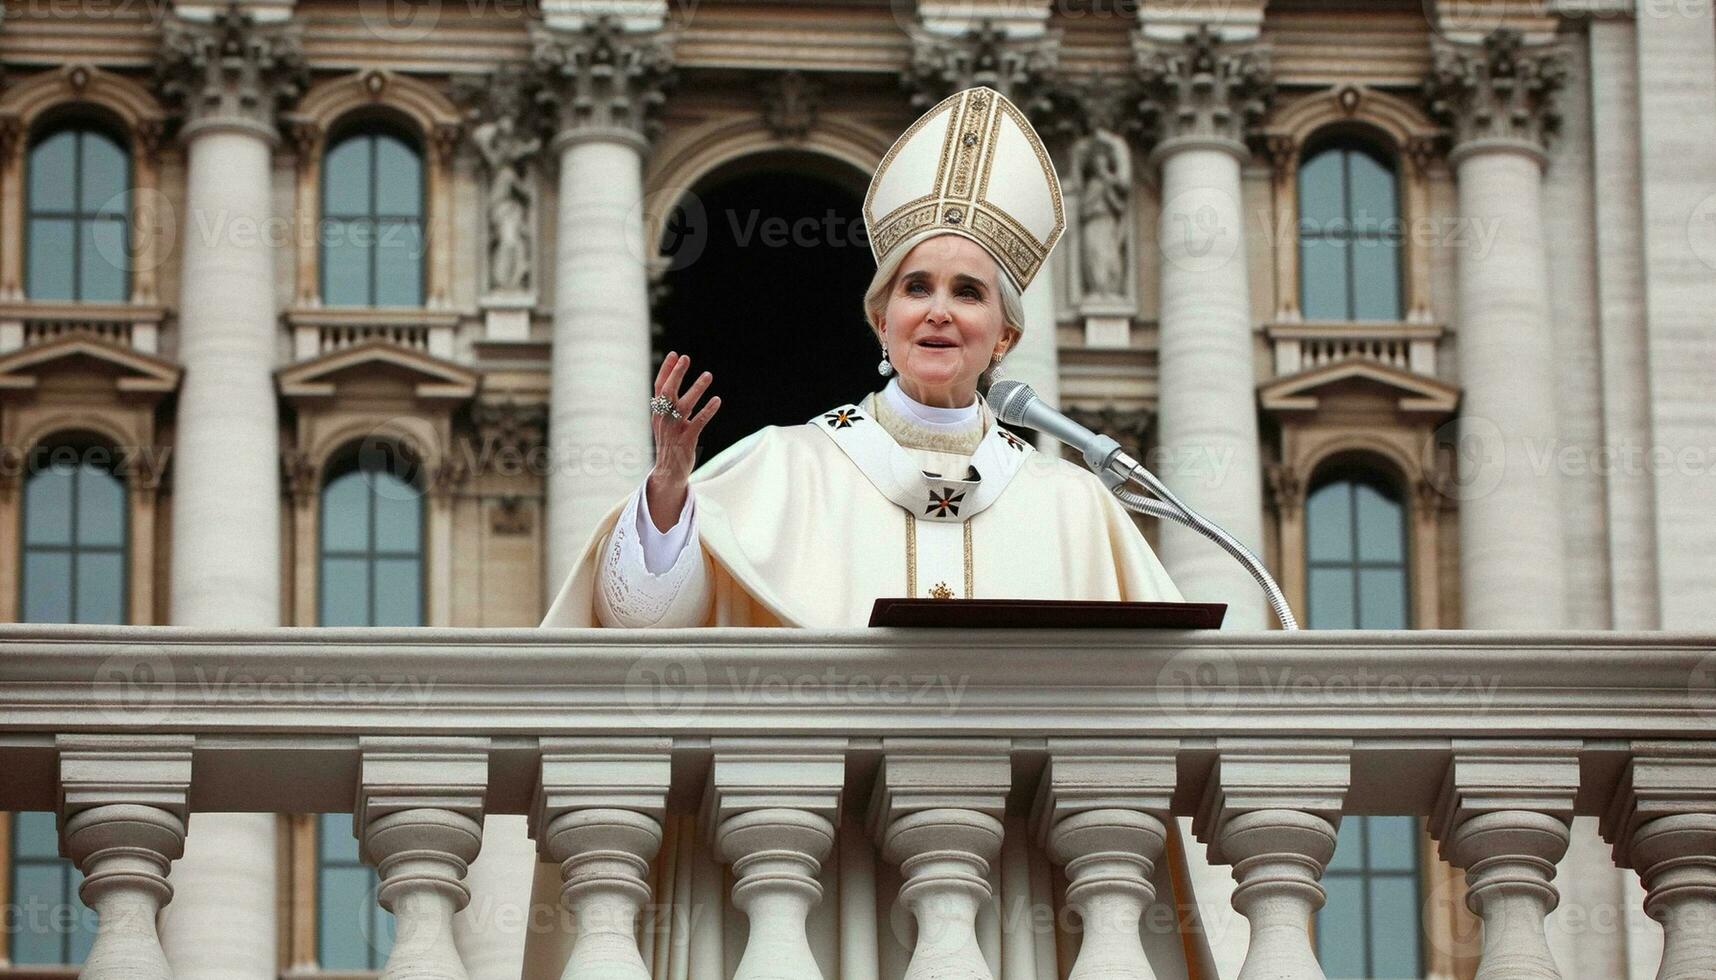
[{"left": 986, "top": 379, "right": 1037, "bottom": 426}]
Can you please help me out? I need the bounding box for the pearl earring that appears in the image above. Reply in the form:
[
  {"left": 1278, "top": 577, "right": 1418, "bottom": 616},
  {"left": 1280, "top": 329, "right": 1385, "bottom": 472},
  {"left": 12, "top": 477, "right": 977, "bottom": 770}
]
[{"left": 877, "top": 341, "right": 894, "bottom": 377}]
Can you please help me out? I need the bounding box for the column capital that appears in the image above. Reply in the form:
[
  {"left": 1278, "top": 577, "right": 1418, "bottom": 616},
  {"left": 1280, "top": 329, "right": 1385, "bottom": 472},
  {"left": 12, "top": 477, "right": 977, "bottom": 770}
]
[
  {"left": 1192, "top": 737, "right": 1350, "bottom": 864},
  {"left": 1424, "top": 27, "right": 1567, "bottom": 167},
  {"left": 56, "top": 734, "right": 194, "bottom": 820},
  {"left": 355, "top": 736, "right": 490, "bottom": 842},
  {"left": 530, "top": 736, "right": 672, "bottom": 842},
  {"left": 155, "top": 5, "right": 307, "bottom": 144},
  {"left": 866, "top": 738, "right": 1011, "bottom": 838},
  {"left": 1429, "top": 739, "right": 1580, "bottom": 857},
  {"left": 1030, "top": 738, "right": 1177, "bottom": 846},
  {"left": 1601, "top": 741, "right": 1716, "bottom": 869},
  {"left": 701, "top": 737, "right": 847, "bottom": 828},
  {"left": 1131, "top": 24, "right": 1273, "bottom": 165},
  {"left": 902, "top": 18, "right": 1060, "bottom": 116},
  {"left": 529, "top": 15, "right": 675, "bottom": 151}
]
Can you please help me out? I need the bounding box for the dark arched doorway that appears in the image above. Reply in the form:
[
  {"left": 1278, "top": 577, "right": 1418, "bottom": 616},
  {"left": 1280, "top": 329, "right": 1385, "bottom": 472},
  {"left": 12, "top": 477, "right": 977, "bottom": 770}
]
[{"left": 654, "top": 151, "right": 879, "bottom": 461}]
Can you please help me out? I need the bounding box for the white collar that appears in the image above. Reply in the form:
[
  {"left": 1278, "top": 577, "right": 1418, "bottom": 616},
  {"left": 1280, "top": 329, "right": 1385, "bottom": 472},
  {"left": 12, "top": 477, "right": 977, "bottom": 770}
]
[{"left": 882, "top": 377, "right": 981, "bottom": 431}]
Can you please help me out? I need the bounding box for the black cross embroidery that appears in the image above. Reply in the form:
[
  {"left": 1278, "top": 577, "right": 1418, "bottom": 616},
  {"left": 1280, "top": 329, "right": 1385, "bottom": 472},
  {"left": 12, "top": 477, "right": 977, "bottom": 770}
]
[
  {"left": 823, "top": 409, "right": 865, "bottom": 429},
  {"left": 926, "top": 487, "right": 965, "bottom": 518},
  {"left": 1000, "top": 430, "right": 1028, "bottom": 452}
]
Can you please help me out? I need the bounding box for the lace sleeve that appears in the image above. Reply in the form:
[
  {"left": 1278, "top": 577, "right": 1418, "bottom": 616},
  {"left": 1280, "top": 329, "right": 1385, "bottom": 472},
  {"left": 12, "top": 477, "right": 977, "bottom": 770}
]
[{"left": 595, "top": 482, "right": 712, "bottom": 628}]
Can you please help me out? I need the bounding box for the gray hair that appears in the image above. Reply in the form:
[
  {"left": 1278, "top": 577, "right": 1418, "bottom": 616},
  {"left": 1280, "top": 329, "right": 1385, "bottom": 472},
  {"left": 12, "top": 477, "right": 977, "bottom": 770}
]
[{"left": 861, "top": 233, "right": 1025, "bottom": 390}]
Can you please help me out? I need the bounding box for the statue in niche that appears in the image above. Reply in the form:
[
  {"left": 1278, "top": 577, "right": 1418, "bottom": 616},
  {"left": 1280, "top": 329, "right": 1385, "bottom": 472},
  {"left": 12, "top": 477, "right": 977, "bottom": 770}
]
[
  {"left": 472, "top": 114, "right": 540, "bottom": 293},
  {"left": 1075, "top": 129, "right": 1131, "bottom": 300}
]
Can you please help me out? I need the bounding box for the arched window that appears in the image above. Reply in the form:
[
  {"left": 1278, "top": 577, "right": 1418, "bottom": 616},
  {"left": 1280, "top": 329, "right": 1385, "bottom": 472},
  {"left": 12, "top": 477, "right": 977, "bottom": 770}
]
[
  {"left": 315, "top": 812, "right": 393, "bottom": 968},
  {"left": 320, "top": 125, "right": 425, "bottom": 307},
  {"left": 7, "top": 811, "right": 97, "bottom": 964},
  {"left": 21, "top": 443, "right": 127, "bottom": 624},
  {"left": 26, "top": 125, "right": 130, "bottom": 303},
  {"left": 1297, "top": 139, "right": 1401, "bottom": 321},
  {"left": 318, "top": 444, "right": 425, "bottom": 627},
  {"left": 1306, "top": 464, "right": 1419, "bottom": 977}
]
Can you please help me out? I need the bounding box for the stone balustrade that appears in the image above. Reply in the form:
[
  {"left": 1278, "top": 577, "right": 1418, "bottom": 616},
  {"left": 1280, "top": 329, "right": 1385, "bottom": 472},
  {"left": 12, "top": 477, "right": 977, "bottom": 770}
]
[{"left": 2, "top": 624, "right": 1713, "bottom": 979}]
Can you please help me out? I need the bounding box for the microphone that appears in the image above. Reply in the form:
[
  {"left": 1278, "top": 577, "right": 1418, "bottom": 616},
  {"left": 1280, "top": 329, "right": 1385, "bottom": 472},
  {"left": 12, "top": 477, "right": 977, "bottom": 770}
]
[
  {"left": 986, "top": 380, "right": 1299, "bottom": 630},
  {"left": 988, "top": 380, "right": 1138, "bottom": 488}
]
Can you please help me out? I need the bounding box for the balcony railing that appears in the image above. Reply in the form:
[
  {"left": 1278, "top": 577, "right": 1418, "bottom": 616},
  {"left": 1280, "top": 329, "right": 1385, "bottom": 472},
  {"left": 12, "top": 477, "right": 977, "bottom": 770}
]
[
  {"left": 3, "top": 625, "right": 1713, "bottom": 980},
  {"left": 1267, "top": 321, "right": 1444, "bottom": 377},
  {"left": 0, "top": 302, "right": 166, "bottom": 356},
  {"left": 284, "top": 308, "right": 461, "bottom": 362}
]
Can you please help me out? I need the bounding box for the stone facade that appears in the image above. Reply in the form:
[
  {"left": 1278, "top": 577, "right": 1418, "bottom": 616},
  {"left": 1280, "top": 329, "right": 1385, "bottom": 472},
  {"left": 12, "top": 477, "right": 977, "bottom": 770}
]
[{"left": 2, "top": 0, "right": 1714, "bottom": 977}]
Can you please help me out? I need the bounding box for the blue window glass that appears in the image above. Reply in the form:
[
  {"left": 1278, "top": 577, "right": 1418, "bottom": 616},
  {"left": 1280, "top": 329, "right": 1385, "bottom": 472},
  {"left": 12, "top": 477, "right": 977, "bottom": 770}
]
[
  {"left": 7, "top": 811, "right": 98, "bottom": 964},
  {"left": 316, "top": 812, "right": 394, "bottom": 968},
  {"left": 26, "top": 126, "right": 131, "bottom": 303},
  {"left": 321, "top": 127, "right": 425, "bottom": 307},
  {"left": 1308, "top": 467, "right": 1420, "bottom": 977},
  {"left": 1298, "top": 141, "right": 1402, "bottom": 321},
  {"left": 318, "top": 445, "right": 424, "bottom": 628},
  {"left": 21, "top": 446, "right": 127, "bottom": 625}
]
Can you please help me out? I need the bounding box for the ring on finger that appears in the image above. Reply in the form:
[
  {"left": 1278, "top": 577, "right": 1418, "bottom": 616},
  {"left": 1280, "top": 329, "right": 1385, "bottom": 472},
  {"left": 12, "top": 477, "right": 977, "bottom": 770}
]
[{"left": 648, "top": 394, "right": 684, "bottom": 420}]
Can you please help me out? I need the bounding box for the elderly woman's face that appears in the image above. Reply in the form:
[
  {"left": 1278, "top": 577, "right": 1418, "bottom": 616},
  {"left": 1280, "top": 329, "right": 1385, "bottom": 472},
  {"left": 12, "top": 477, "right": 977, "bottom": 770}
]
[{"left": 879, "top": 234, "right": 1016, "bottom": 406}]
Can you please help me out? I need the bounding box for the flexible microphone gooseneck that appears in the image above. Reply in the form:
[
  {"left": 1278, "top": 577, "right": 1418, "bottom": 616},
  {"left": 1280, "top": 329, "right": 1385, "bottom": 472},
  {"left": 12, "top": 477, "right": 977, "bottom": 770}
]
[{"left": 987, "top": 380, "right": 1299, "bottom": 631}]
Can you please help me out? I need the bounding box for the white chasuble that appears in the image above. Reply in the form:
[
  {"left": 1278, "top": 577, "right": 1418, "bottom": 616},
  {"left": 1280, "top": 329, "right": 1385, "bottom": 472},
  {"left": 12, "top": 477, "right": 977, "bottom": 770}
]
[{"left": 542, "top": 390, "right": 1182, "bottom": 629}]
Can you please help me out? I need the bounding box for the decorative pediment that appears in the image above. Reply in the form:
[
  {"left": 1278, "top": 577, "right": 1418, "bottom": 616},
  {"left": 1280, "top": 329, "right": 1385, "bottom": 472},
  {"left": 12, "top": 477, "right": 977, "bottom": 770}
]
[
  {"left": 0, "top": 335, "right": 181, "bottom": 397},
  {"left": 1259, "top": 359, "right": 1458, "bottom": 415},
  {"left": 276, "top": 340, "right": 479, "bottom": 403}
]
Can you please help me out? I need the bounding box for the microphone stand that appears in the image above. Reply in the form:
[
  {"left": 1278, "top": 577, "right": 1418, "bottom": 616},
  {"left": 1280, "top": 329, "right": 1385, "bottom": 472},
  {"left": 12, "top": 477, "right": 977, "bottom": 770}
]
[{"left": 1096, "top": 452, "right": 1300, "bottom": 632}]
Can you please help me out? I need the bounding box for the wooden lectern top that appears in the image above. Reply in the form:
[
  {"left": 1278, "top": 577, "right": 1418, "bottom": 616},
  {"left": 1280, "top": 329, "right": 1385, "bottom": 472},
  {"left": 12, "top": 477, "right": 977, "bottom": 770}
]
[{"left": 867, "top": 598, "right": 1227, "bottom": 629}]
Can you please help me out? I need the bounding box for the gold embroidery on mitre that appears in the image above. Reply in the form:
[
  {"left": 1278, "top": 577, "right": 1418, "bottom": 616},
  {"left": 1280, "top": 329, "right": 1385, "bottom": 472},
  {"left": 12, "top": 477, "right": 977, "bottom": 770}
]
[{"left": 864, "top": 86, "right": 1065, "bottom": 292}]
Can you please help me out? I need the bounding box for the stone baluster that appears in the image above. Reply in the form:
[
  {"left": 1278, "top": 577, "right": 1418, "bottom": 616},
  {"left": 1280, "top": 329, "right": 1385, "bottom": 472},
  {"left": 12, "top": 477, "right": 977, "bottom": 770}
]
[
  {"left": 703, "top": 739, "right": 847, "bottom": 980},
  {"left": 870, "top": 739, "right": 1011, "bottom": 980},
  {"left": 1133, "top": 25, "right": 1273, "bottom": 628},
  {"left": 1601, "top": 742, "right": 1716, "bottom": 980},
  {"left": 1430, "top": 741, "right": 1581, "bottom": 980},
  {"left": 1193, "top": 739, "right": 1352, "bottom": 980},
  {"left": 530, "top": 737, "right": 673, "bottom": 980},
  {"left": 529, "top": 13, "right": 676, "bottom": 593},
  {"left": 1423, "top": 29, "right": 1570, "bottom": 629},
  {"left": 56, "top": 735, "right": 194, "bottom": 980},
  {"left": 356, "top": 738, "right": 491, "bottom": 980},
  {"left": 1033, "top": 739, "right": 1179, "bottom": 980}
]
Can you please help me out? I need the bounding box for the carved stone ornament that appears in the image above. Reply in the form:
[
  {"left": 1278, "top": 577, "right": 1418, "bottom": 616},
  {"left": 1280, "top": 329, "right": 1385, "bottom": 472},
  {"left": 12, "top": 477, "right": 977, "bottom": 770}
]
[
  {"left": 529, "top": 15, "right": 675, "bottom": 144},
  {"left": 903, "top": 18, "right": 1058, "bottom": 116},
  {"left": 1073, "top": 129, "right": 1133, "bottom": 300},
  {"left": 1266, "top": 462, "right": 1304, "bottom": 517},
  {"left": 1065, "top": 405, "right": 1153, "bottom": 460},
  {"left": 1131, "top": 25, "right": 1273, "bottom": 153},
  {"left": 1424, "top": 28, "right": 1567, "bottom": 157},
  {"left": 472, "top": 399, "right": 548, "bottom": 476},
  {"left": 155, "top": 6, "right": 308, "bottom": 137},
  {"left": 760, "top": 70, "right": 822, "bottom": 142},
  {"left": 460, "top": 67, "right": 544, "bottom": 294},
  {"left": 281, "top": 449, "right": 317, "bottom": 504}
]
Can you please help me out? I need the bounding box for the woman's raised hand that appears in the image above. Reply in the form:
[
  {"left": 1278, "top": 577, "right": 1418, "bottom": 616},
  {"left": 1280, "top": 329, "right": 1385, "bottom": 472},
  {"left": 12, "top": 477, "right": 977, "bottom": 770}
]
[{"left": 645, "top": 351, "right": 720, "bottom": 530}]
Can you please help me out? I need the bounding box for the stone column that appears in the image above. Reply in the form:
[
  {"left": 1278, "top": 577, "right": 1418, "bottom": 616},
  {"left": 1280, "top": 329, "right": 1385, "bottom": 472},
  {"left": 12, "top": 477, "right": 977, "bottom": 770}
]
[
  {"left": 703, "top": 740, "right": 847, "bottom": 980},
  {"left": 1424, "top": 29, "right": 1569, "bottom": 629},
  {"left": 1429, "top": 741, "right": 1582, "bottom": 980},
  {"left": 870, "top": 739, "right": 1012, "bottom": 980},
  {"left": 56, "top": 736, "right": 194, "bottom": 980},
  {"left": 528, "top": 737, "right": 674, "bottom": 979},
  {"left": 530, "top": 15, "right": 675, "bottom": 593},
  {"left": 357, "top": 738, "right": 491, "bottom": 980},
  {"left": 1033, "top": 740, "right": 1179, "bottom": 980},
  {"left": 1193, "top": 739, "right": 1352, "bottom": 980},
  {"left": 1601, "top": 743, "right": 1716, "bottom": 980},
  {"left": 1134, "top": 27, "right": 1272, "bottom": 628},
  {"left": 152, "top": 10, "right": 305, "bottom": 979}
]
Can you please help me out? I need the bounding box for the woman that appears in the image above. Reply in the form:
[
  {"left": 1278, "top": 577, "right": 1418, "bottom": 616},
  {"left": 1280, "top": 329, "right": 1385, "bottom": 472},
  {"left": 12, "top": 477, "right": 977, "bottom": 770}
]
[{"left": 542, "top": 86, "right": 1181, "bottom": 630}]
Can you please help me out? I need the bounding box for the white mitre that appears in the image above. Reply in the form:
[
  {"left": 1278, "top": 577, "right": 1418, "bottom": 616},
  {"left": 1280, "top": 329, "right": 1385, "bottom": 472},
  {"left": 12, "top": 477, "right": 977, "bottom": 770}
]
[{"left": 863, "top": 85, "right": 1066, "bottom": 292}]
